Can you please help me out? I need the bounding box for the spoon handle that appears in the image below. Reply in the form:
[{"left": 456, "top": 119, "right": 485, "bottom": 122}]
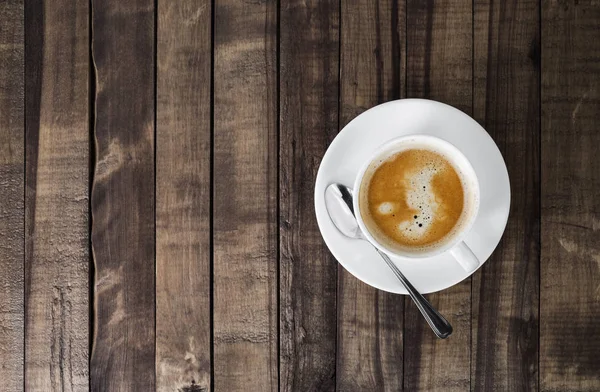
[{"left": 375, "top": 249, "right": 453, "bottom": 339}]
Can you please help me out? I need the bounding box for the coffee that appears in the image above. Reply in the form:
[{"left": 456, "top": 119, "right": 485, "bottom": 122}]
[{"left": 359, "top": 146, "right": 473, "bottom": 254}]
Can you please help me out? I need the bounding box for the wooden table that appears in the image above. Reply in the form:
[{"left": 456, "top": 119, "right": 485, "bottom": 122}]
[{"left": 1, "top": 0, "right": 599, "bottom": 391}]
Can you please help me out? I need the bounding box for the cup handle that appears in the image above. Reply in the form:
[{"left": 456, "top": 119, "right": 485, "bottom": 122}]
[{"left": 450, "top": 241, "right": 479, "bottom": 273}]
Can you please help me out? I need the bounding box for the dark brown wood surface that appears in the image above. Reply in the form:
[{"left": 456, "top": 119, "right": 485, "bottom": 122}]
[
  {"left": 0, "top": 0, "right": 599, "bottom": 391},
  {"left": 24, "top": 0, "right": 90, "bottom": 390},
  {"left": 156, "top": 1, "right": 212, "bottom": 391},
  {"left": 89, "top": 0, "right": 155, "bottom": 390},
  {"left": 213, "top": 0, "right": 278, "bottom": 390},
  {"left": 279, "top": 1, "right": 338, "bottom": 391},
  {"left": 0, "top": 0, "right": 23, "bottom": 389},
  {"left": 472, "top": 0, "right": 540, "bottom": 390},
  {"left": 541, "top": 1, "right": 600, "bottom": 391}
]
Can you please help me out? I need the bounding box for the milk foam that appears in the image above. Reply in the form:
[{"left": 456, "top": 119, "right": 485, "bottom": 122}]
[{"left": 393, "top": 165, "right": 440, "bottom": 240}]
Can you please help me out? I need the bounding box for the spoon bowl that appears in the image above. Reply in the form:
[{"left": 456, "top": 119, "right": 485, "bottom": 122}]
[{"left": 324, "top": 184, "right": 363, "bottom": 240}]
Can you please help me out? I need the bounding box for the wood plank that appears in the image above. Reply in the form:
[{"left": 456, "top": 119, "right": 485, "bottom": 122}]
[
  {"left": 337, "top": 278, "right": 405, "bottom": 391},
  {"left": 540, "top": 1, "right": 600, "bottom": 391},
  {"left": 0, "top": 0, "right": 24, "bottom": 389},
  {"left": 156, "top": 1, "right": 212, "bottom": 391},
  {"left": 337, "top": 0, "right": 405, "bottom": 390},
  {"left": 24, "top": 0, "right": 89, "bottom": 389},
  {"left": 471, "top": 0, "right": 540, "bottom": 390},
  {"left": 279, "top": 1, "right": 339, "bottom": 391},
  {"left": 213, "top": 0, "right": 278, "bottom": 390},
  {"left": 404, "top": 0, "right": 472, "bottom": 390},
  {"left": 89, "top": 0, "right": 155, "bottom": 390}
]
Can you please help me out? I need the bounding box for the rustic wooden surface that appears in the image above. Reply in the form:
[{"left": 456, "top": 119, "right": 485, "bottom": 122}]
[
  {"left": 156, "top": 0, "right": 212, "bottom": 391},
  {"left": 0, "top": 0, "right": 24, "bottom": 390},
  {"left": 1, "top": 0, "right": 600, "bottom": 391},
  {"left": 472, "top": 0, "right": 540, "bottom": 390},
  {"left": 90, "top": 0, "right": 155, "bottom": 390},
  {"left": 279, "top": 0, "right": 338, "bottom": 391},
  {"left": 24, "top": 0, "right": 89, "bottom": 390},
  {"left": 540, "top": 1, "right": 600, "bottom": 391},
  {"left": 213, "top": 0, "right": 278, "bottom": 391}
]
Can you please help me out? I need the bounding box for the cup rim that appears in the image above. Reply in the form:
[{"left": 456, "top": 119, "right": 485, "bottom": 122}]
[{"left": 353, "top": 134, "right": 481, "bottom": 259}]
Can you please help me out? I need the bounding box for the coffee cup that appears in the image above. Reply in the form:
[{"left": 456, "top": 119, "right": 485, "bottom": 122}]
[{"left": 353, "top": 134, "right": 480, "bottom": 272}]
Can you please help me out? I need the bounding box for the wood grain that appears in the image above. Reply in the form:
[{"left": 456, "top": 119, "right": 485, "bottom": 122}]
[
  {"left": 336, "top": 1, "right": 405, "bottom": 390},
  {"left": 471, "top": 0, "right": 540, "bottom": 390},
  {"left": 404, "top": 0, "right": 472, "bottom": 390},
  {"left": 213, "top": 0, "right": 278, "bottom": 390},
  {"left": 337, "top": 279, "right": 404, "bottom": 391},
  {"left": 24, "top": 0, "right": 89, "bottom": 390},
  {"left": 0, "top": 0, "right": 24, "bottom": 389},
  {"left": 540, "top": 1, "right": 600, "bottom": 391},
  {"left": 279, "top": 0, "right": 339, "bottom": 391},
  {"left": 89, "top": 0, "right": 155, "bottom": 390},
  {"left": 156, "top": 1, "right": 212, "bottom": 391}
]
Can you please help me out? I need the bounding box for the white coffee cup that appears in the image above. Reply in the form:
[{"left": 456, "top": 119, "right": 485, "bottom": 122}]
[{"left": 353, "top": 134, "right": 480, "bottom": 272}]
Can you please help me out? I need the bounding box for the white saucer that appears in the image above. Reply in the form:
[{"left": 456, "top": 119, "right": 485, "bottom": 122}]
[{"left": 314, "top": 99, "right": 510, "bottom": 294}]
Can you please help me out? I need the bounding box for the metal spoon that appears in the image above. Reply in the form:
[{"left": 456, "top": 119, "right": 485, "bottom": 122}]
[{"left": 325, "top": 183, "right": 453, "bottom": 339}]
